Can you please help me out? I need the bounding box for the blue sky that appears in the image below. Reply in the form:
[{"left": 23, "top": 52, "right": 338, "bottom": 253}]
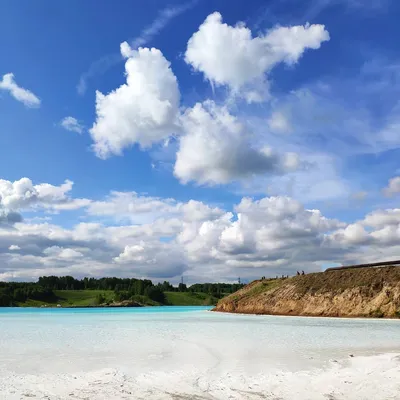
[{"left": 0, "top": 0, "right": 400, "bottom": 283}]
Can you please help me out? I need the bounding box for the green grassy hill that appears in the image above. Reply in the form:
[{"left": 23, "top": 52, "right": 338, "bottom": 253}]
[
  {"left": 17, "top": 290, "right": 114, "bottom": 307},
  {"left": 54, "top": 290, "right": 114, "bottom": 306},
  {"left": 16, "top": 290, "right": 218, "bottom": 307},
  {"left": 164, "top": 291, "right": 218, "bottom": 306}
]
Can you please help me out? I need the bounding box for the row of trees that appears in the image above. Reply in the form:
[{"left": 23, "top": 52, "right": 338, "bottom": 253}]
[
  {"left": 0, "top": 276, "right": 245, "bottom": 306},
  {"left": 113, "top": 281, "right": 245, "bottom": 304},
  {"left": 37, "top": 276, "right": 155, "bottom": 292},
  {"left": 114, "top": 285, "right": 166, "bottom": 304},
  {"left": 189, "top": 283, "right": 244, "bottom": 296},
  {"left": 37, "top": 276, "right": 243, "bottom": 296},
  {"left": 0, "top": 282, "right": 56, "bottom": 306}
]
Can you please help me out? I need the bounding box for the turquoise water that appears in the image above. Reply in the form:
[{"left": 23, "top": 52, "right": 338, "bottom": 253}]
[
  {"left": 1, "top": 307, "right": 400, "bottom": 399},
  {"left": 0, "top": 305, "right": 212, "bottom": 314}
]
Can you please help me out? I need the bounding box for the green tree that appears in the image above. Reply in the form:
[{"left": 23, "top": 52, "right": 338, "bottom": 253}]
[
  {"left": 144, "top": 286, "right": 166, "bottom": 303},
  {"left": 178, "top": 283, "right": 187, "bottom": 292},
  {"left": 95, "top": 293, "right": 106, "bottom": 305}
]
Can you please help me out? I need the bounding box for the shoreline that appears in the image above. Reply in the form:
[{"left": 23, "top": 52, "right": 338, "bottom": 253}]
[
  {"left": 212, "top": 308, "right": 400, "bottom": 320},
  {"left": 0, "top": 304, "right": 213, "bottom": 310},
  {"left": 14, "top": 300, "right": 145, "bottom": 309},
  {"left": 63, "top": 301, "right": 143, "bottom": 308}
]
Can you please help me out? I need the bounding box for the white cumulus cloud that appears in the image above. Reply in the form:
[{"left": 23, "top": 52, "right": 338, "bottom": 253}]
[
  {"left": 185, "top": 12, "right": 329, "bottom": 102},
  {"left": 43, "top": 246, "right": 83, "bottom": 259},
  {"left": 1, "top": 185, "right": 400, "bottom": 282},
  {"left": 330, "top": 223, "right": 371, "bottom": 245},
  {"left": 0, "top": 178, "right": 89, "bottom": 212},
  {"left": 268, "top": 111, "right": 292, "bottom": 133},
  {"left": 174, "top": 101, "right": 300, "bottom": 185},
  {"left": 383, "top": 176, "right": 400, "bottom": 197},
  {"left": 0, "top": 73, "right": 41, "bottom": 108},
  {"left": 0, "top": 210, "right": 22, "bottom": 226},
  {"left": 113, "top": 241, "right": 185, "bottom": 278},
  {"left": 362, "top": 209, "right": 400, "bottom": 229},
  {"left": 89, "top": 43, "right": 180, "bottom": 159},
  {"left": 60, "top": 116, "right": 84, "bottom": 134},
  {"left": 87, "top": 191, "right": 178, "bottom": 224}
]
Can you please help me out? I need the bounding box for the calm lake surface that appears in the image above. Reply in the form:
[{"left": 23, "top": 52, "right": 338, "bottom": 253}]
[{"left": 1, "top": 306, "right": 399, "bottom": 399}]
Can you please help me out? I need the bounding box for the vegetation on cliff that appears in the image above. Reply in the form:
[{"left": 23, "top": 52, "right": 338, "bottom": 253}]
[{"left": 213, "top": 266, "right": 400, "bottom": 318}]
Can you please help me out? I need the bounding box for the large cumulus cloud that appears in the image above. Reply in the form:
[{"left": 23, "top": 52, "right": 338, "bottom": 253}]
[
  {"left": 1, "top": 183, "right": 400, "bottom": 282},
  {"left": 89, "top": 43, "right": 180, "bottom": 159},
  {"left": 185, "top": 12, "right": 329, "bottom": 102},
  {"left": 175, "top": 101, "right": 300, "bottom": 185}
]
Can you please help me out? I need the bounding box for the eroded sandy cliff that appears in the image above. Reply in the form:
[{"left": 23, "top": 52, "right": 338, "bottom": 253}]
[{"left": 213, "top": 266, "right": 400, "bottom": 318}]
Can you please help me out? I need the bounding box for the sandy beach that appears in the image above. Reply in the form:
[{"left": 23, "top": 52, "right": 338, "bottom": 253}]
[{"left": 1, "top": 307, "right": 399, "bottom": 399}]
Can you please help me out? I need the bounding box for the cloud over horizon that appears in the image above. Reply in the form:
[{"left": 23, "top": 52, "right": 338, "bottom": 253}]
[{"left": 1, "top": 176, "right": 399, "bottom": 283}]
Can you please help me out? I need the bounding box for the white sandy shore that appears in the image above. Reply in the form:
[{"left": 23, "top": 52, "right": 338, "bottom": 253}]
[
  {"left": 1, "top": 309, "right": 399, "bottom": 399},
  {"left": 1, "top": 353, "right": 400, "bottom": 399}
]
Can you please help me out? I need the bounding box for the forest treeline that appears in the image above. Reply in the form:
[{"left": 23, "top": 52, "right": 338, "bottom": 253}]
[{"left": 0, "top": 276, "right": 244, "bottom": 306}]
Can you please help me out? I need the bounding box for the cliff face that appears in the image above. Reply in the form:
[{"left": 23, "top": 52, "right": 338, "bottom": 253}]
[{"left": 213, "top": 266, "right": 400, "bottom": 318}]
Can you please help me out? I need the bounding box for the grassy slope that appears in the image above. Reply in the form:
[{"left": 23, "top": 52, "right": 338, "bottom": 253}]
[
  {"left": 17, "top": 299, "right": 53, "bottom": 307},
  {"left": 164, "top": 291, "right": 218, "bottom": 306},
  {"left": 130, "top": 295, "right": 160, "bottom": 306},
  {"left": 17, "top": 290, "right": 114, "bottom": 307},
  {"left": 227, "top": 279, "right": 282, "bottom": 302},
  {"left": 54, "top": 290, "right": 114, "bottom": 306},
  {"left": 17, "top": 290, "right": 218, "bottom": 307}
]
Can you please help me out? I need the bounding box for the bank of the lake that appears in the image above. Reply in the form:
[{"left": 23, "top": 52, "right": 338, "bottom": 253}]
[
  {"left": 213, "top": 266, "right": 400, "bottom": 318},
  {"left": 1, "top": 306, "right": 399, "bottom": 399}
]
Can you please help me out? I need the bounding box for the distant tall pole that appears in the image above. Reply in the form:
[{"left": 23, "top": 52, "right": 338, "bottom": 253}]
[
  {"left": 238, "top": 277, "right": 241, "bottom": 284},
  {"left": 181, "top": 276, "right": 184, "bottom": 285}
]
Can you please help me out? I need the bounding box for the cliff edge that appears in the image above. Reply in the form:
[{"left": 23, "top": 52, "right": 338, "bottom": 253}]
[{"left": 213, "top": 266, "right": 400, "bottom": 318}]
